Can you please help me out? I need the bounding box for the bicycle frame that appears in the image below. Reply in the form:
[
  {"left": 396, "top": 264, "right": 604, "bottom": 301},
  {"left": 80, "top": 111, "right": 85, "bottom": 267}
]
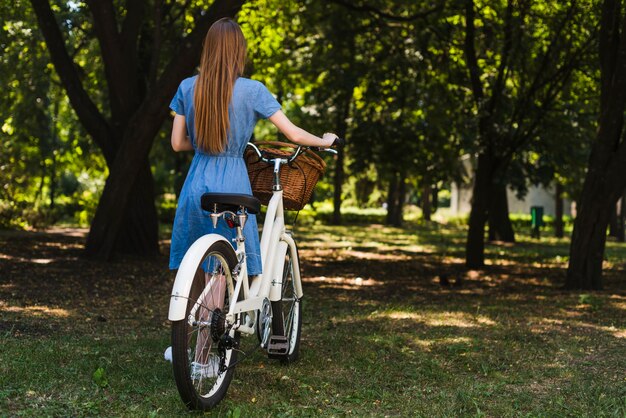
[
  {"left": 169, "top": 140, "right": 338, "bottom": 410},
  {"left": 224, "top": 186, "right": 302, "bottom": 335},
  {"left": 168, "top": 164, "right": 302, "bottom": 338}
]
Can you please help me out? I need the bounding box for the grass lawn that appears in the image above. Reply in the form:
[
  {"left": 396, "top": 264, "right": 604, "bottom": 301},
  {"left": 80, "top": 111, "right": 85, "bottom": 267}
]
[{"left": 0, "top": 221, "right": 625, "bottom": 417}]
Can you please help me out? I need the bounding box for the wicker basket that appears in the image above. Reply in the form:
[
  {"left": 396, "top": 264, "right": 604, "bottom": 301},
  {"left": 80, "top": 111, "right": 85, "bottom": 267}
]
[{"left": 245, "top": 141, "right": 326, "bottom": 210}]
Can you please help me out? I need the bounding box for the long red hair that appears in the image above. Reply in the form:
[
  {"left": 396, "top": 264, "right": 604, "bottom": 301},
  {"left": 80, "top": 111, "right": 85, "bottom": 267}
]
[{"left": 194, "top": 18, "right": 247, "bottom": 154}]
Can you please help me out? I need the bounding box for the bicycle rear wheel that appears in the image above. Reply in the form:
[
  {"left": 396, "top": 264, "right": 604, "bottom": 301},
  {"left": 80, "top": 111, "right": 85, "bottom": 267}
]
[
  {"left": 271, "top": 243, "right": 302, "bottom": 364},
  {"left": 171, "top": 241, "right": 239, "bottom": 410}
]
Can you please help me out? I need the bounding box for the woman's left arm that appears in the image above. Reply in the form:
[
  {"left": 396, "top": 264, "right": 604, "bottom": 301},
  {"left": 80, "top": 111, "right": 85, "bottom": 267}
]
[{"left": 171, "top": 114, "right": 194, "bottom": 151}]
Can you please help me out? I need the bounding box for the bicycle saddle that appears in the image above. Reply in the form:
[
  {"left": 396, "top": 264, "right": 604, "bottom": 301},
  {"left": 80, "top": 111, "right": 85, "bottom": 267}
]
[{"left": 201, "top": 193, "right": 261, "bottom": 215}]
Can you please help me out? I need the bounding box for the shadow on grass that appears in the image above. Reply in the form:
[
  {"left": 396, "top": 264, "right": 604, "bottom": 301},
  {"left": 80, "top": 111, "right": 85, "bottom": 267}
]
[{"left": 0, "top": 226, "right": 624, "bottom": 416}]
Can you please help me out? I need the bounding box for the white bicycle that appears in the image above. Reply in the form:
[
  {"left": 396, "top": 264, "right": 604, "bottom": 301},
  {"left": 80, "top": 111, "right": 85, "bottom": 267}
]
[{"left": 167, "top": 142, "right": 336, "bottom": 410}]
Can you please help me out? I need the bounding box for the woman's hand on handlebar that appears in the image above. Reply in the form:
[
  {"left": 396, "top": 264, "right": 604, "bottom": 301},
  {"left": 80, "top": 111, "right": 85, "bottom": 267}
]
[
  {"left": 322, "top": 132, "right": 345, "bottom": 148},
  {"left": 322, "top": 132, "right": 338, "bottom": 147}
]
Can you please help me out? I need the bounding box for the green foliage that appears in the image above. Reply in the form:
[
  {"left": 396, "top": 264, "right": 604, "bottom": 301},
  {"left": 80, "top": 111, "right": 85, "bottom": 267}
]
[
  {"left": 456, "top": 0, "right": 598, "bottom": 197},
  {"left": 0, "top": 0, "right": 608, "bottom": 235},
  {"left": 92, "top": 367, "right": 108, "bottom": 388},
  {"left": 0, "top": 1, "right": 106, "bottom": 228}
]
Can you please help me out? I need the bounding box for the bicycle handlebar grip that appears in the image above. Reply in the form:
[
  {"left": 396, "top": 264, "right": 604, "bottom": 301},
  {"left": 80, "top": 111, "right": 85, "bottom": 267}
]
[{"left": 332, "top": 137, "right": 345, "bottom": 148}]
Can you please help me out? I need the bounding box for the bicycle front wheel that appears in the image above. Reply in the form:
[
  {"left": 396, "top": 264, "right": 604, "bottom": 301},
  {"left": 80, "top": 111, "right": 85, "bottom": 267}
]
[
  {"left": 271, "top": 243, "right": 302, "bottom": 364},
  {"left": 171, "top": 241, "right": 239, "bottom": 411}
]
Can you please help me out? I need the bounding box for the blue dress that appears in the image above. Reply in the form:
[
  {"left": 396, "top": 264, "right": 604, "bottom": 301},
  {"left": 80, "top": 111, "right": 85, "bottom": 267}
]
[{"left": 169, "top": 76, "right": 281, "bottom": 274}]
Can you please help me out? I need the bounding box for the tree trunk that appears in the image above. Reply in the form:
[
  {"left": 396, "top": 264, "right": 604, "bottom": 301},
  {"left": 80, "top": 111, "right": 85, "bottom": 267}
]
[
  {"left": 113, "top": 160, "right": 159, "bottom": 256},
  {"left": 385, "top": 171, "right": 406, "bottom": 227},
  {"left": 421, "top": 181, "right": 432, "bottom": 221},
  {"left": 566, "top": 98, "right": 626, "bottom": 288},
  {"left": 566, "top": 190, "right": 614, "bottom": 290},
  {"left": 466, "top": 153, "right": 495, "bottom": 268},
  {"left": 85, "top": 100, "right": 171, "bottom": 259},
  {"left": 332, "top": 92, "right": 353, "bottom": 225},
  {"left": 397, "top": 172, "right": 406, "bottom": 226},
  {"left": 332, "top": 149, "right": 344, "bottom": 225},
  {"left": 566, "top": 160, "right": 626, "bottom": 289},
  {"left": 49, "top": 99, "right": 59, "bottom": 210},
  {"left": 555, "top": 182, "right": 564, "bottom": 238},
  {"left": 431, "top": 184, "right": 439, "bottom": 213},
  {"left": 608, "top": 189, "right": 625, "bottom": 241},
  {"left": 567, "top": 0, "right": 626, "bottom": 289},
  {"left": 615, "top": 190, "right": 626, "bottom": 242},
  {"left": 609, "top": 202, "right": 620, "bottom": 238},
  {"left": 385, "top": 173, "right": 399, "bottom": 226},
  {"left": 488, "top": 181, "right": 515, "bottom": 242}
]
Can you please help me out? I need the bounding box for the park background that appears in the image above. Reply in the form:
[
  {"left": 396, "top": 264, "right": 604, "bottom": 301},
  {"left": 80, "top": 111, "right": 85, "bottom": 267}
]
[{"left": 1, "top": 0, "right": 625, "bottom": 416}]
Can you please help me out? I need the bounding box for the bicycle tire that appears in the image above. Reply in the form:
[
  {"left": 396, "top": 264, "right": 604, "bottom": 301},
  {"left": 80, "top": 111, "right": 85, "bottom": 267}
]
[
  {"left": 271, "top": 242, "right": 302, "bottom": 364},
  {"left": 171, "top": 241, "right": 239, "bottom": 410}
]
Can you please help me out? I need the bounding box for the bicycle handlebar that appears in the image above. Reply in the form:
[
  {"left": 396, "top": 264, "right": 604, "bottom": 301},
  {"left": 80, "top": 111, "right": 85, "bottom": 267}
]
[{"left": 246, "top": 142, "right": 339, "bottom": 164}]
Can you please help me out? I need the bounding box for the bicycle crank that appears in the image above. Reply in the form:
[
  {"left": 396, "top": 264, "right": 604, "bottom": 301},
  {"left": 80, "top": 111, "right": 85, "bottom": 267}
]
[{"left": 259, "top": 298, "right": 272, "bottom": 349}]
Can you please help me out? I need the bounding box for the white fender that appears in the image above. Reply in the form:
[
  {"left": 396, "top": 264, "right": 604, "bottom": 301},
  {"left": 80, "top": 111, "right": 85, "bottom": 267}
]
[
  {"left": 269, "top": 241, "right": 289, "bottom": 302},
  {"left": 168, "top": 233, "right": 235, "bottom": 321},
  {"left": 283, "top": 233, "right": 303, "bottom": 299}
]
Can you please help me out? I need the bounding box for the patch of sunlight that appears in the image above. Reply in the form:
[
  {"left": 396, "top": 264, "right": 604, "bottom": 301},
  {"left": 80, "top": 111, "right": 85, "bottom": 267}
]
[
  {"left": 439, "top": 336, "right": 473, "bottom": 344},
  {"left": 541, "top": 318, "right": 564, "bottom": 325},
  {"left": 601, "top": 260, "right": 620, "bottom": 269},
  {"left": 410, "top": 339, "right": 433, "bottom": 349},
  {"left": 305, "top": 275, "right": 380, "bottom": 288},
  {"left": 386, "top": 311, "right": 422, "bottom": 320},
  {"left": 466, "top": 270, "right": 480, "bottom": 279},
  {"left": 32, "top": 258, "right": 54, "bottom": 264},
  {"left": 375, "top": 310, "right": 496, "bottom": 328},
  {"left": 0, "top": 253, "right": 54, "bottom": 264},
  {"left": 301, "top": 242, "right": 352, "bottom": 250},
  {"left": 3, "top": 305, "right": 70, "bottom": 318},
  {"left": 520, "top": 277, "right": 554, "bottom": 287},
  {"left": 488, "top": 259, "right": 517, "bottom": 266},
  {"left": 410, "top": 335, "right": 473, "bottom": 350},
  {"left": 343, "top": 250, "right": 414, "bottom": 261},
  {"left": 569, "top": 320, "right": 626, "bottom": 338},
  {"left": 608, "top": 297, "right": 626, "bottom": 310},
  {"left": 528, "top": 318, "right": 563, "bottom": 334},
  {"left": 444, "top": 256, "right": 465, "bottom": 264},
  {"left": 562, "top": 310, "right": 584, "bottom": 318}
]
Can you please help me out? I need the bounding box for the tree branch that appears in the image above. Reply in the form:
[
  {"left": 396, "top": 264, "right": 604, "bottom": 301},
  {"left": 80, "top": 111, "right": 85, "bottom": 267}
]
[
  {"left": 86, "top": 0, "right": 246, "bottom": 258},
  {"left": 155, "top": 0, "right": 246, "bottom": 98},
  {"left": 486, "top": 0, "right": 514, "bottom": 116},
  {"left": 148, "top": 0, "right": 163, "bottom": 89},
  {"left": 463, "top": 0, "right": 484, "bottom": 104},
  {"left": 503, "top": 31, "right": 597, "bottom": 163},
  {"left": 507, "top": 2, "right": 581, "bottom": 139},
  {"left": 600, "top": 0, "right": 622, "bottom": 113},
  {"left": 120, "top": 0, "right": 144, "bottom": 53},
  {"left": 86, "top": 0, "right": 139, "bottom": 122},
  {"left": 164, "top": 0, "right": 192, "bottom": 27},
  {"left": 30, "top": 0, "right": 115, "bottom": 162},
  {"left": 326, "top": 0, "right": 443, "bottom": 22}
]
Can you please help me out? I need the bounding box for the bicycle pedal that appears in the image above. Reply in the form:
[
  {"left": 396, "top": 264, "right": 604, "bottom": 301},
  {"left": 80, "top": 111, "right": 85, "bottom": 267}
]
[{"left": 266, "top": 335, "right": 289, "bottom": 356}]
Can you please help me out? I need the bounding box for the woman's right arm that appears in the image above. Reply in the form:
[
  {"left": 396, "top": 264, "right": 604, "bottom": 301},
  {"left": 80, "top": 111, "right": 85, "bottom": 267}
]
[
  {"left": 268, "top": 110, "right": 337, "bottom": 147},
  {"left": 171, "top": 114, "right": 194, "bottom": 152}
]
